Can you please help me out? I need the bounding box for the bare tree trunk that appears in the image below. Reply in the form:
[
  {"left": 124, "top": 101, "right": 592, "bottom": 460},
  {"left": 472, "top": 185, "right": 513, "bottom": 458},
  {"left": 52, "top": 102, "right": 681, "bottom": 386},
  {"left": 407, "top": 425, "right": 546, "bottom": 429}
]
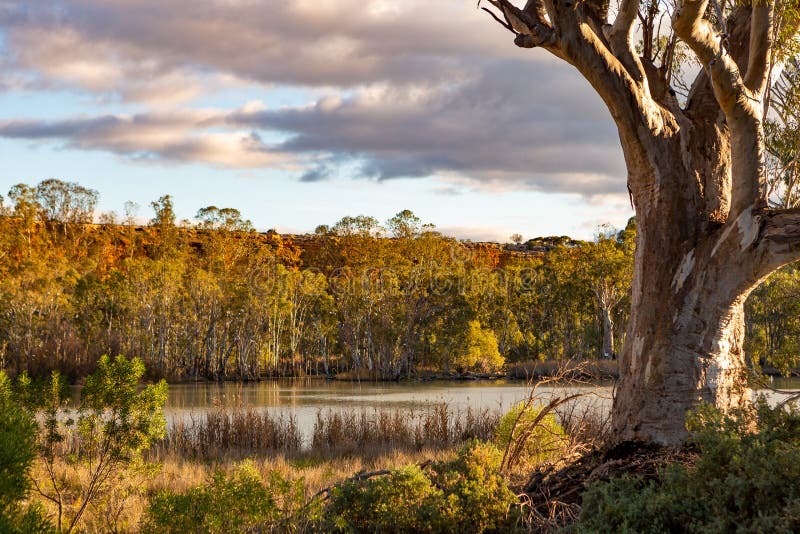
[
  {"left": 609, "top": 129, "right": 800, "bottom": 444},
  {"left": 600, "top": 306, "right": 614, "bottom": 359}
]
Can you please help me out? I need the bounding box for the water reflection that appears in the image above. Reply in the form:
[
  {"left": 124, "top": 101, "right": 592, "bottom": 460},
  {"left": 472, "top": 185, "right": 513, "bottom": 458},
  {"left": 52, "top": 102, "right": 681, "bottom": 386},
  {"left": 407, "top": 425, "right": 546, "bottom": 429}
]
[
  {"left": 167, "top": 379, "right": 605, "bottom": 411},
  {"left": 162, "top": 378, "right": 800, "bottom": 441},
  {"left": 164, "top": 379, "right": 612, "bottom": 444}
]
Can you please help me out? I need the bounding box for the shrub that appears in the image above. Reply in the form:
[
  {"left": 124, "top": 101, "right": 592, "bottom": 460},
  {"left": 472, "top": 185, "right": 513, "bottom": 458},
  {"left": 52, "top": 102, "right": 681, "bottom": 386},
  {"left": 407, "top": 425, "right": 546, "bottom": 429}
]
[
  {"left": 577, "top": 398, "right": 800, "bottom": 533},
  {"left": 0, "top": 372, "right": 54, "bottom": 533},
  {"left": 495, "top": 402, "right": 569, "bottom": 469},
  {"left": 327, "top": 465, "right": 447, "bottom": 532},
  {"left": 0, "top": 372, "right": 36, "bottom": 514},
  {"left": 430, "top": 440, "right": 522, "bottom": 531},
  {"left": 326, "top": 440, "right": 521, "bottom": 533},
  {"left": 16, "top": 356, "right": 167, "bottom": 533},
  {"left": 141, "top": 461, "right": 315, "bottom": 533}
]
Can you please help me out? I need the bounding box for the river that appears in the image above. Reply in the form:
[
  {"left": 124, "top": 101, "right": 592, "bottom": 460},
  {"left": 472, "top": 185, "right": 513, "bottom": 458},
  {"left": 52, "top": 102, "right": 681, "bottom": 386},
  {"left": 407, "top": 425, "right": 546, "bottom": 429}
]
[{"left": 162, "top": 377, "right": 800, "bottom": 442}]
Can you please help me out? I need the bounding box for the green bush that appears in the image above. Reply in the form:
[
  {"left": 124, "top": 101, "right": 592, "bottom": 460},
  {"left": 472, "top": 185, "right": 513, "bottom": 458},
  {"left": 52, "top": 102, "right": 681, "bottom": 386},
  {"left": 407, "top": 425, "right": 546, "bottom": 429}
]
[
  {"left": 577, "top": 398, "right": 800, "bottom": 533},
  {"left": 495, "top": 402, "right": 569, "bottom": 468},
  {"left": 430, "top": 440, "right": 522, "bottom": 531},
  {"left": 326, "top": 440, "right": 521, "bottom": 533},
  {"left": 0, "top": 372, "right": 55, "bottom": 533},
  {"left": 0, "top": 372, "right": 36, "bottom": 514},
  {"left": 141, "top": 461, "right": 315, "bottom": 533},
  {"left": 327, "top": 464, "right": 447, "bottom": 532},
  {"left": 19, "top": 356, "right": 168, "bottom": 533}
]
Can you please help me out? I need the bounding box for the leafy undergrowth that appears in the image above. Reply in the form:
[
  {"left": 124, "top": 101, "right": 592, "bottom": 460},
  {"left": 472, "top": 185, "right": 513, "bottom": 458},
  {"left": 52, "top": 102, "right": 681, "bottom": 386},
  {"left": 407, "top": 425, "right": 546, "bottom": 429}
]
[
  {"left": 575, "top": 399, "right": 800, "bottom": 533},
  {"left": 141, "top": 460, "right": 313, "bottom": 533},
  {"left": 142, "top": 441, "right": 525, "bottom": 533},
  {"left": 141, "top": 398, "right": 800, "bottom": 533},
  {"left": 141, "top": 396, "right": 580, "bottom": 533},
  {"left": 495, "top": 401, "right": 570, "bottom": 470}
]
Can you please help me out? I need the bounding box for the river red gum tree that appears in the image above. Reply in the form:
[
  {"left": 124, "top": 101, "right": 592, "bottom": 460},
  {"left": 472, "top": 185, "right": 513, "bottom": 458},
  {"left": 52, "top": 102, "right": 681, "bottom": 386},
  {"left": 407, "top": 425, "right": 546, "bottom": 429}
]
[{"left": 485, "top": 0, "right": 800, "bottom": 444}]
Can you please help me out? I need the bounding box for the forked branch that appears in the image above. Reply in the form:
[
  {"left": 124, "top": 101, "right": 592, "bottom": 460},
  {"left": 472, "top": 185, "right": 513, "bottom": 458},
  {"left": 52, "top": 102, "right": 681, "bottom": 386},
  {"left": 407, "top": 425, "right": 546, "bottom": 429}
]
[
  {"left": 482, "top": 0, "right": 559, "bottom": 51},
  {"left": 609, "top": 0, "right": 648, "bottom": 84},
  {"left": 674, "top": 0, "right": 766, "bottom": 218},
  {"left": 481, "top": 0, "right": 669, "bottom": 142},
  {"left": 673, "top": 0, "right": 750, "bottom": 114}
]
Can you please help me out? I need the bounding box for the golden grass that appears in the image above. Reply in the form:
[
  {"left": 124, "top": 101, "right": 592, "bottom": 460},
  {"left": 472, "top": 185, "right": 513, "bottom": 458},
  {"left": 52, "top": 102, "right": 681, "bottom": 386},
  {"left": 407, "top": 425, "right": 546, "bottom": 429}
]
[
  {"left": 23, "top": 386, "right": 609, "bottom": 532},
  {"left": 28, "top": 447, "right": 458, "bottom": 533}
]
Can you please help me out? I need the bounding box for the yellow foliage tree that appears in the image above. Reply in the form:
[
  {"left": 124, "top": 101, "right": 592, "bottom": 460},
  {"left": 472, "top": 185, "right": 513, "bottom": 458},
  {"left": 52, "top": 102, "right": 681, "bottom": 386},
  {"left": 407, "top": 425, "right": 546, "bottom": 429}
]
[{"left": 454, "top": 321, "right": 504, "bottom": 373}]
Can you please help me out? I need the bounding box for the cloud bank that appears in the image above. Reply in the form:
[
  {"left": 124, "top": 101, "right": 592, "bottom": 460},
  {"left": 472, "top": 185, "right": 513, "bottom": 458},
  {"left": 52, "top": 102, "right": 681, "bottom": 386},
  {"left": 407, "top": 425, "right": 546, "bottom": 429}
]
[{"left": 0, "top": 0, "right": 626, "bottom": 197}]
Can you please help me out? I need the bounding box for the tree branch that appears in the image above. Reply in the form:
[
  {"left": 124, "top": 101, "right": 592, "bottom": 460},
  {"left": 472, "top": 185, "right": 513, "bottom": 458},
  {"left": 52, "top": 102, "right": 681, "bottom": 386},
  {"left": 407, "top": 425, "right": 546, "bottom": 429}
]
[
  {"left": 481, "top": 6, "right": 515, "bottom": 32},
  {"left": 757, "top": 207, "right": 800, "bottom": 272},
  {"left": 483, "top": 0, "right": 679, "bottom": 198},
  {"left": 673, "top": 0, "right": 747, "bottom": 114},
  {"left": 744, "top": 0, "right": 775, "bottom": 94},
  {"left": 674, "top": 0, "right": 765, "bottom": 218},
  {"left": 609, "top": 0, "right": 648, "bottom": 85},
  {"left": 523, "top": 0, "right": 550, "bottom": 25},
  {"left": 560, "top": 5, "right": 676, "bottom": 142},
  {"left": 483, "top": 0, "right": 560, "bottom": 52}
]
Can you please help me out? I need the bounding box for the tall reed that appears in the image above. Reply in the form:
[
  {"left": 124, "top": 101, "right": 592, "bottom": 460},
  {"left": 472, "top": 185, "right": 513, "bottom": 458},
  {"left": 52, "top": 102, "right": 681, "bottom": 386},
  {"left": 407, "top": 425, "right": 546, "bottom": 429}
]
[
  {"left": 155, "top": 408, "right": 302, "bottom": 459},
  {"left": 312, "top": 403, "right": 499, "bottom": 453},
  {"left": 154, "top": 402, "right": 500, "bottom": 460}
]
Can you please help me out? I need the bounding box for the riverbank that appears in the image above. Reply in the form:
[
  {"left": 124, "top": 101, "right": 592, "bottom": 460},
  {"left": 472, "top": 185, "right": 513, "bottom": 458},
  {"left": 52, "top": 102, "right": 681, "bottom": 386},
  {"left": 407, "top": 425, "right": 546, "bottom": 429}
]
[
  {"left": 24, "top": 393, "right": 601, "bottom": 533},
  {"left": 61, "top": 357, "right": 800, "bottom": 386},
  {"left": 150, "top": 359, "right": 622, "bottom": 385}
]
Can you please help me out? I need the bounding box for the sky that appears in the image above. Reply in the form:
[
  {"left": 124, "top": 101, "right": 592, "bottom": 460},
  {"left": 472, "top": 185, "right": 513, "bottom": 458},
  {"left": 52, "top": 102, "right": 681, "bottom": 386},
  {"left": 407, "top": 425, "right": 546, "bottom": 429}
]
[{"left": 0, "top": 0, "right": 633, "bottom": 242}]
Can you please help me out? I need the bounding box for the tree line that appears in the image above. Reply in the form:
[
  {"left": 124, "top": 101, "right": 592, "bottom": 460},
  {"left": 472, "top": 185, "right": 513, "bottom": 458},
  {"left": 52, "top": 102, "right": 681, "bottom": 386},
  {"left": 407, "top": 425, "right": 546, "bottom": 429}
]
[{"left": 0, "top": 179, "right": 796, "bottom": 381}]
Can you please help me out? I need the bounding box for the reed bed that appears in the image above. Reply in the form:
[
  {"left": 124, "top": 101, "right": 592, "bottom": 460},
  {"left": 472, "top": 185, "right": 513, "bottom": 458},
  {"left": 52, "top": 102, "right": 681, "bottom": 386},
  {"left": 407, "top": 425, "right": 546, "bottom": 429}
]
[
  {"left": 312, "top": 403, "right": 499, "bottom": 452},
  {"left": 154, "top": 402, "right": 501, "bottom": 461},
  {"left": 156, "top": 408, "right": 303, "bottom": 459}
]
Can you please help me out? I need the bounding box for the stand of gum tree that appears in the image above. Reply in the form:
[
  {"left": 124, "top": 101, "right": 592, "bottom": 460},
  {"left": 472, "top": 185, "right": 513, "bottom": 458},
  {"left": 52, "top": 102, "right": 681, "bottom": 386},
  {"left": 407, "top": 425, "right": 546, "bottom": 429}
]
[
  {"left": 1, "top": 180, "right": 799, "bottom": 398},
  {"left": 483, "top": 0, "right": 800, "bottom": 444},
  {"left": 0, "top": 181, "right": 635, "bottom": 380}
]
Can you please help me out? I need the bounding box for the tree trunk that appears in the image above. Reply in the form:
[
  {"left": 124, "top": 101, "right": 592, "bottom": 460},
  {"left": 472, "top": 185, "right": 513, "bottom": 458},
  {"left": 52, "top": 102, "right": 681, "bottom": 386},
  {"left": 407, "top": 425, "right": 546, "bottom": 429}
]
[
  {"left": 607, "top": 122, "right": 767, "bottom": 444},
  {"left": 600, "top": 306, "right": 614, "bottom": 359},
  {"left": 609, "top": 128, "right": 799, "bottom": 444},
  {"left": 612, "top": 209, "right": 753, "bottom": 443}
]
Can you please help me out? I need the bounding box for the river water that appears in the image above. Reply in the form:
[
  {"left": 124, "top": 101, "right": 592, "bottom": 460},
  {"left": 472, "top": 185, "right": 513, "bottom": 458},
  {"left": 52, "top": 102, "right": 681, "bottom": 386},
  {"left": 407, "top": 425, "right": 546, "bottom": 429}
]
[{"left": 162, "top": 377, "right": 800, "bottom": 441}]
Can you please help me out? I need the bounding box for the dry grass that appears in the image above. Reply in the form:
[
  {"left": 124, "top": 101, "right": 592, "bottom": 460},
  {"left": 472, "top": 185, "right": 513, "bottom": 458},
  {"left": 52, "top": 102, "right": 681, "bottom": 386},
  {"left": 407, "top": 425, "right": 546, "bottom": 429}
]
[
  {"left": 24, "top": 374, "right": 612, "bottom": 533},
  {"left": 495, "top": 364, "right": 613, "bottom": 531},
  {"left": 26, "top": 400, "right": 499, "bottom": 532},
  {"left": 311, "top": 403, "right": 498, "bottom": 453},
  {"left": 154, "top": 402, "right": 500, "bottom": 461},
  {"left": 29, "top": 447, "right": 457, "bottom": 533},
  {"left": 155, "top": 408, "right": 302, "bottom": 459}
]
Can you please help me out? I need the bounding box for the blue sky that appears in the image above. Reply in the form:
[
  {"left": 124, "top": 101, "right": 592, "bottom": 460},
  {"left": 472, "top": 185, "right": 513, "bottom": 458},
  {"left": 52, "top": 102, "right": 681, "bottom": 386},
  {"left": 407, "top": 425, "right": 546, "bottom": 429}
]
[{"left": 0, "top": 0, "right": 632, "bottom": 242}]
